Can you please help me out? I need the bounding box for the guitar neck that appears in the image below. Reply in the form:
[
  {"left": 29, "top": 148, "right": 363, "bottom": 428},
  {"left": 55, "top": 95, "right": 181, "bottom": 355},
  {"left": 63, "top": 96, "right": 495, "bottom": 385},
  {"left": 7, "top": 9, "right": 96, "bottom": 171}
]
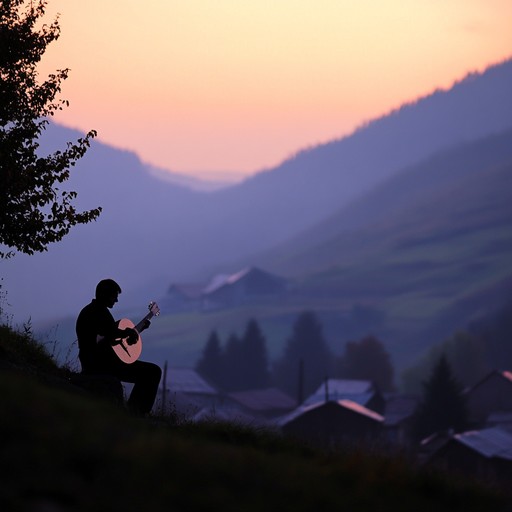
[{"left": 135, "top": 311, "right": 155, "bottom": 332}]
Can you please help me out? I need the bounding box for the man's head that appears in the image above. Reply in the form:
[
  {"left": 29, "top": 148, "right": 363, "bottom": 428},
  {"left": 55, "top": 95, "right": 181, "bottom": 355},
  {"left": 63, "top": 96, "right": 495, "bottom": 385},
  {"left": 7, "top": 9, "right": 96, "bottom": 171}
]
[{"left": 95, "top": 279, "right": 122, "bottom": 308}]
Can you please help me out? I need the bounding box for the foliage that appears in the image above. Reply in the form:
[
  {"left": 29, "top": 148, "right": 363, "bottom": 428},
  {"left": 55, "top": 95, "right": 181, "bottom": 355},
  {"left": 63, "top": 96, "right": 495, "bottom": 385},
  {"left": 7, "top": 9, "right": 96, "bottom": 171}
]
[
  {"left": 195, "top": 330, "right": 223, "bottom": 386},
  {"left": 0, "top": 0, "right": 101, "bottom": 257},
  {"left": 0, "top": 322, "right": 59, "bottom": 374},
  {"left": 196, "top": 319, "right": 270, "bottom": 392},
  {"left": 411, "top": 355, "right": 469, "bottom": 442},
  {"left": 239, "top": 318, "right": 269, "bottom": 389},
  {"left": 337, "top": 335, "right": 395, "bottom": 391},
  {"left": 272, "top": 311, "right": 333, "bottom": 399},
  {"left": 404, "top": 331, "right": 489, "bottom": 393}
]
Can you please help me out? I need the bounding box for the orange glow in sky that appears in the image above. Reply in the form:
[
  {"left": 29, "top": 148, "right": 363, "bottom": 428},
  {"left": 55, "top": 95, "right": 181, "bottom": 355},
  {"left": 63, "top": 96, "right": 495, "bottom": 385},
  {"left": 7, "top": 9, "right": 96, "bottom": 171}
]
[{"left": 39, "top": 0, "right": 512, "bottom": 180}]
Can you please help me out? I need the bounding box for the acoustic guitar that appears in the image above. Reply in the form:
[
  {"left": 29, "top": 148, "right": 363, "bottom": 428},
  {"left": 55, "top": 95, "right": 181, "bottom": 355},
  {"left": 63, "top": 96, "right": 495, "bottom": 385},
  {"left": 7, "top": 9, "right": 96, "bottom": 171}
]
[{"left": 109, "top": 301, "right": 160, "bottom": 364}]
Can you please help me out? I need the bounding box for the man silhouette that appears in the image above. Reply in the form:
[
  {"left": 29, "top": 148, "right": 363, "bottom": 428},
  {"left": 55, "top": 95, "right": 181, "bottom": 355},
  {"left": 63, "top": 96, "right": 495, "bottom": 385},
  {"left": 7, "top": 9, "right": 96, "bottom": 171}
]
[{"left": 76, "top": 279, "right": 162, "bottom": 416}]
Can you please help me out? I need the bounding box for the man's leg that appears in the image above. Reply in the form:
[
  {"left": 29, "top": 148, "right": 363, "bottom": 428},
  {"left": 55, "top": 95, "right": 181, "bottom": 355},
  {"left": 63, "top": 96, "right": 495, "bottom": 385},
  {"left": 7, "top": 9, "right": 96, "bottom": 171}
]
[{"left": 114, "top": 360, "right": 162, "bottom": 416}]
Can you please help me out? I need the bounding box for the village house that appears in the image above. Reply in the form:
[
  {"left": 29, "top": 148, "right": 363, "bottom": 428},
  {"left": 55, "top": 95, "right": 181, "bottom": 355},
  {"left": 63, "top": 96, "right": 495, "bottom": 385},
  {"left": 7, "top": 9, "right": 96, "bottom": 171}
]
[
  {"left": 278, "top": 399, "right": 385, "bottom": 447},
  {"left": 425, "top": 427, "right": 512, "bottom": 484},
  {"left": 201, "top": 266, "right": 289, "bottom": 310},
  {"left": 464, "top": 370, "right": 512, "bottom": 428},
  {"left": 163, "top": 266, "right": 289, "bottom": 312},
  {"left": 382, "top": 393, "right": 419, "bottom": 448},
  {"left": 303, "top": 378, "right": 385, "bottom": 414},
  {"left": 157, "top": 367, "right": 219, "bottom": 419},
  {"left": 227, "top": 387, "right": 297, "bottom": 421}
]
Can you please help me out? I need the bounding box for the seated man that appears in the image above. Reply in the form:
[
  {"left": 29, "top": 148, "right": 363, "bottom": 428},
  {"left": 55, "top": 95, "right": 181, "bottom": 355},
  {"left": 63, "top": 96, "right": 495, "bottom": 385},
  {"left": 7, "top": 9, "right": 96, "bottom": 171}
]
[{"left": 76, "top": 279, "right": 162, "bottom": 416}]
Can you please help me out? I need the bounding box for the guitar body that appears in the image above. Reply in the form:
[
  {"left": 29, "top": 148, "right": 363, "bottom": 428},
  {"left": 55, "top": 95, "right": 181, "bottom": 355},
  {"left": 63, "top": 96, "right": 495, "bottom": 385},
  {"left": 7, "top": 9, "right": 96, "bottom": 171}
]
[
  {"left": 112, "top": 318, "right": 143, "bottom": 364},
  {"left": 101, "top": 301, "right": 159, "bottom": 364}
]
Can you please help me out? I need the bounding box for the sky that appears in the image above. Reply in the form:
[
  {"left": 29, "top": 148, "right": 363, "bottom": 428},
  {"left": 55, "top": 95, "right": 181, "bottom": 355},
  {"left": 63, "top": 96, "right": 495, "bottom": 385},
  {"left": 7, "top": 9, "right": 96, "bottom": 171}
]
[{"left": 39, "top": 0, "right": 512, "bottom": 181}]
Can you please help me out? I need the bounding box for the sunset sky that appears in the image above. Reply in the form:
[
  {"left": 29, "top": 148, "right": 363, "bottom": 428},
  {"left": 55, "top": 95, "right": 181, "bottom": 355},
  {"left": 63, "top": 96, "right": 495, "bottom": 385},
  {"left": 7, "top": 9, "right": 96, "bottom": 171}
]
[{"left": 39, "top": 0, "right": 512, "bottom": 181}]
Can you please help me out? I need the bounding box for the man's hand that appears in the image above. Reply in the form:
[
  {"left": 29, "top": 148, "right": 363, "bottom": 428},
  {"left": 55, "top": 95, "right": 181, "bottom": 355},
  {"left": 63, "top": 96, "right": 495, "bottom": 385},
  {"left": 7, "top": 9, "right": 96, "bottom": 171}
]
[
  {"left": 141, "top": 319, "right": 151, "bottom": 332},
  {"left": 124, "top": 328, "right": 139, "bottom": 345}
]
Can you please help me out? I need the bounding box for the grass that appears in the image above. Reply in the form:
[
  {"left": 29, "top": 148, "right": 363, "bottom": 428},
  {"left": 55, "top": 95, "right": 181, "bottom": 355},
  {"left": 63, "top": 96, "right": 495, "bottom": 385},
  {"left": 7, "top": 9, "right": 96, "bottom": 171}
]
[{"left": 0, "top": 323, "right": 509, "bottom": 511}]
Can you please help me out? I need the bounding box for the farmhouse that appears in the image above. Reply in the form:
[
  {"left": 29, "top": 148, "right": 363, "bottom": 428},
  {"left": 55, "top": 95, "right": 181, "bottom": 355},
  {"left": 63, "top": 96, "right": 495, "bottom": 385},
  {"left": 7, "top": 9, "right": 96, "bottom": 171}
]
[
  {"left": 164, "top": 266, "right": 288, "bottom": 311},
  {"left": 278, "top": 399, "right": 384, "bottom": 447},
  {"left": 426, "top": 427, "right": 512, "bottom": 483},
  {"left": 464, "top": 370, "right": 512, "bottom": 427},
  {"left": 157, "top": 367, "right": 219, "bottom": 418},
  {"left": 303, "top": 378, "right": 385, "bottom": 414},
  {"left": 227, "top": 387, "right": 297, "bottom": 420},
  {"left": 202, "top": 266, "right": 288, "bottom": 310}
]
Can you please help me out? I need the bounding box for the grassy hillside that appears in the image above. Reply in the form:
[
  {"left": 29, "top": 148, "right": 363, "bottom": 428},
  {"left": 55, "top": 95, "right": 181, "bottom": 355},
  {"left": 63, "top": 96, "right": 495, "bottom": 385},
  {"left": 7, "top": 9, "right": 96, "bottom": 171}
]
[
  {"left": 0, "top": 324, "right": 507, "bottom": 511},
  {"left": 40, "top": 131, "right": 512, "bottom": 380}
]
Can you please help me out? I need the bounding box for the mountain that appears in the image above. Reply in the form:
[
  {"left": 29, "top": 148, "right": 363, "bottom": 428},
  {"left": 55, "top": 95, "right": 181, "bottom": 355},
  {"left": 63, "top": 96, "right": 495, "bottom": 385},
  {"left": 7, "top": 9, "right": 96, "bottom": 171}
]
[
  {"left": 2, "top": 58, "right": 512, "bottom": 327},
  {"left": 250, "top": 129, "right": 512, "bottom": 365}
]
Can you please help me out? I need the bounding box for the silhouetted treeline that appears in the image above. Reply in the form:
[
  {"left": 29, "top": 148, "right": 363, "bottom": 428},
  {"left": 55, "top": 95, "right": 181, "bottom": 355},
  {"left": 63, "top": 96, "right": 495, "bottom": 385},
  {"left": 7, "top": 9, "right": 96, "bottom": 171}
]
[
  {"left": 196, "top": 319, "right": 269, "bottom": 392},
  {"left": 196, "top": 311, "right": 395, "bottom": 398}
]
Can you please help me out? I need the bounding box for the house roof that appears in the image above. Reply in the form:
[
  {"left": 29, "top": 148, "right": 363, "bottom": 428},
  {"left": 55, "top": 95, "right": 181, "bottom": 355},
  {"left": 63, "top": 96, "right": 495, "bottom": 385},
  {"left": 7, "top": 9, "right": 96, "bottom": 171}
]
[
  {"left": 383, "top": 394, "right": 419, "bottom": 427},
  {"left": 465, "top": 369, "right": 512, "bottom": 395},
  {"left": 228, "top": 388, "right": 297, "bottom": 412},
  {"left": 167, "top": 283, "right": 205, "bottom": 300},
  {"left": 303, "top": 379, "right": 375, "bottom": 406},
  {"left": 277, "top": 399, "right": 384, "bottom": 427},
  {"left": 165, "top": 367, "right": 218, "bottom": 395},
  {"left": 454, "top": 427, "right": 512, "bottom": 461},
  {"left": 203, "top": 266, "right": 287, "bottom": 295}
]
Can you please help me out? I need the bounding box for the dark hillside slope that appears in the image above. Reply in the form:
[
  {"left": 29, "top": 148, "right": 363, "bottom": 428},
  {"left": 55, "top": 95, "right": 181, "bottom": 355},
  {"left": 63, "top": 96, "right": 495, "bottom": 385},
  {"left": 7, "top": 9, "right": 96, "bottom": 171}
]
[{"left": 0, "top": 325, "right": 507, "bottom": 511}]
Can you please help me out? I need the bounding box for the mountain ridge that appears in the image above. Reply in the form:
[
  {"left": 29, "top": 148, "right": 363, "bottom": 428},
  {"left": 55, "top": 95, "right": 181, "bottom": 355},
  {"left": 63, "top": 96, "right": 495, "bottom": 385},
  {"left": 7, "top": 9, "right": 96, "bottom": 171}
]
[{"left": 2, "top": 58, "right": 512, "bottom": 325}]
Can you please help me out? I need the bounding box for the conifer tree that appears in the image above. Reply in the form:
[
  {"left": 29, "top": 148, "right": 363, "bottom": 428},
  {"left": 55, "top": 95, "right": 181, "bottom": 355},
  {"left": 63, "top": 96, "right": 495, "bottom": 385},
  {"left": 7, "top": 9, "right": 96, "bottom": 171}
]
[
  {"left": 338, "top": 335, "right": 395, "bottom": 391},
  {"left": 272, "top": 311, "right": 333, "bottom": 398},
  {"left": 195, "top": 330, "right": 223, "bottom": 388},
  {"left": 411, "top": 354, "right": 468, "bottom": 442},
  {"left": 223, "top": 332, "right": 244, "bottom": 391},
  {"left": 0, "top": 0, "right": 101, "bottom": 257},
  {"left": 241, "top": 318, "right": 269, "bottom": 390}
]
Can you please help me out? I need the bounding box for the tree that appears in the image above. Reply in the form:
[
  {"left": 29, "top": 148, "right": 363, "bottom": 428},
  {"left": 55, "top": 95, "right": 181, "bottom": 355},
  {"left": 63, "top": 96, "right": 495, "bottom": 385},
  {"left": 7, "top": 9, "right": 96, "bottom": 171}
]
[
  {"left": 195, "top": 330, "right": 224, "bottom": 387},
  {"left": 411, "top": 354, "right": 468, "bottom": 442},
  {"left": 272, "top": 311, "right": 333, "bottom": 399},
  {"left": 338, "top": 335, "right": 395, "bottom": 391},
  {"left": 223, "top": 332, "right": 244, "bottom": 391},
  {"left": 240, "top": 318, "right": 269, "bottom": 390},
  {"left": 0, "top": 0, "right": 101, "bottom": 258}
]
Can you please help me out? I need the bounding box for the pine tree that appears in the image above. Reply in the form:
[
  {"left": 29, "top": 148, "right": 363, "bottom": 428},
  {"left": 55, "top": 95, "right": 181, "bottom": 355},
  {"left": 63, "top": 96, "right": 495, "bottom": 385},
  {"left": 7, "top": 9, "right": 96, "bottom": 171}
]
[
  {"left": 338, "top": 335, "right": 395, "bottom": 391},
  {"left": 223, "top": 332, "right": 244, "bottom": 391},
  {"left": 272, "top": 311, "right": 333, "bottom": 398},
  {"left": 241, "top": 318, "right": 269, "bottom": 390},
  {"left": 0, "top": 0, "right": 101, "bottom": 257},
  {"left": 412, "top": 354, "right": 468, "bottom": 441},
  {"left": 195, "top": 330, "right": 223, "bottom": 388}
]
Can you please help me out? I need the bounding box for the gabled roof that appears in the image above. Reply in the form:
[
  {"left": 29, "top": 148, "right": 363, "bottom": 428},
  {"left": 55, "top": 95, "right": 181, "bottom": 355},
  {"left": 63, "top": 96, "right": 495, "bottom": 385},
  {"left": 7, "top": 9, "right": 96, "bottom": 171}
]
[
  {"left": 304, "top": 379, "right": 375, "bottom": 406},
  {"left": 165, "top": 367, "right": 218, "bottom": 395},
  {"left": 203, "top": 266, "right": 287, "bottom": 295},
  {"left": 277, "top": 399, "right": 384, "bottom": 427},
  {"left": 465, "top": 370, "right": 512, "bottom": 395},
  {"left": 167, "top": 283, "right": 204, "bottom": 300},
  {"left": 383, "top": 394, "right": 419, "bottom": 426},
  {"left": 228, "top": 388, "right": 296, "bottom": 412},
  {"left": 454, "top": 427, "right": 512, "bottom": 461}
]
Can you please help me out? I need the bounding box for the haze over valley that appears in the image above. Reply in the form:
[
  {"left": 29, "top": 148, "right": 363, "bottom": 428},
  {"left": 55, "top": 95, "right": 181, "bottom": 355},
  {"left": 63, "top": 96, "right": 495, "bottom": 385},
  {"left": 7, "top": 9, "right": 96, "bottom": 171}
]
[{"left": 2, "top": 58, "right": 512, "bottom": 379}]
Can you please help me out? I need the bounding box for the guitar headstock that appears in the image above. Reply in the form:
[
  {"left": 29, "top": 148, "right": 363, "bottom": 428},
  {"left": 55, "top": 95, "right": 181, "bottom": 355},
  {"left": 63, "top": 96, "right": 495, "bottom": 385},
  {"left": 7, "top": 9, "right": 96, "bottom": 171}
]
[{"left": 148, "top": 301, "right": 160, "bottom": 317}]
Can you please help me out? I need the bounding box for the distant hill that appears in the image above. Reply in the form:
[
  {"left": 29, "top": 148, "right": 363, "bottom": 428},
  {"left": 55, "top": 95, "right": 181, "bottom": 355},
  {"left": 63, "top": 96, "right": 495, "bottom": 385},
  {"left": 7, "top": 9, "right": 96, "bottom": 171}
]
[
  {"left": 246, "top": 129, "right": 512, "bottom": 366},
  {"left": 2, "top": 58, "right": 512, "bottom": 330}
]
